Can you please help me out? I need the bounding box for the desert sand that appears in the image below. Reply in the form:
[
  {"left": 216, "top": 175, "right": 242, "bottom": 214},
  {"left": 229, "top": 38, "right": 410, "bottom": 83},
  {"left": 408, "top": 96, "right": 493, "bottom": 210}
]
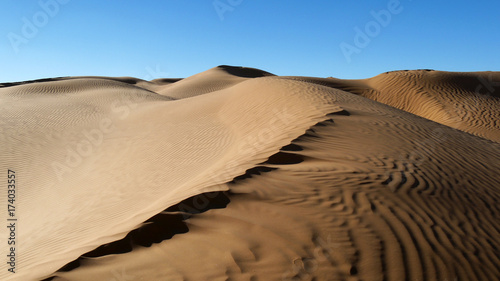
[{"left": 0, "top": 66, "right": 499, "bottom": 281}]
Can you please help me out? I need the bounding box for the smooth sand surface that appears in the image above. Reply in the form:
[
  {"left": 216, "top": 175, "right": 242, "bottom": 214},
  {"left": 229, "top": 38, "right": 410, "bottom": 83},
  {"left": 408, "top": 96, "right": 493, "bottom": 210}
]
[{"left": 0, "top": 66, "right": 499, "bottom": 281}]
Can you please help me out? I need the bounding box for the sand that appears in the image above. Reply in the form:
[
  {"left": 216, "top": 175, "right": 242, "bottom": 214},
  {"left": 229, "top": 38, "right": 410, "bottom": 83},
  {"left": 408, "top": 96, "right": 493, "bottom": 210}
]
[{"left": 0, "top": 66, "right": 499, "bottom": 281}]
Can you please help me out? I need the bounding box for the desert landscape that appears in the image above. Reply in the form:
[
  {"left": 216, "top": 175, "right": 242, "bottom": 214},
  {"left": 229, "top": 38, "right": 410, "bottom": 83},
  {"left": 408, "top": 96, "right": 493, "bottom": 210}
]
[{"left": 1, "top": 65, "right": 499, "bottom": 281}]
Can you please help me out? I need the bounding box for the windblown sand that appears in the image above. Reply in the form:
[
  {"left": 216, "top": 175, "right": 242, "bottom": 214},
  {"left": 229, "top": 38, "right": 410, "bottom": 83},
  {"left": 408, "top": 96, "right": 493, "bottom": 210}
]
[{"left": 0, "top": 66, "right": 499, "bottom": 281}]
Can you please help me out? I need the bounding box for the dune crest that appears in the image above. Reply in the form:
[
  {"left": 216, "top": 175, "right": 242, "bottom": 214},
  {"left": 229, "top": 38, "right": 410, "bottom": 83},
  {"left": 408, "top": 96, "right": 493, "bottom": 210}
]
[
  {"left": 0, "top": 68, "right": 338, "bottom": 280},
  {"left": 1, "top": 67, "right": 499, "bottom": 281},
  {"left": 279, "top": 70, "right": 500, "bottom": 142}
]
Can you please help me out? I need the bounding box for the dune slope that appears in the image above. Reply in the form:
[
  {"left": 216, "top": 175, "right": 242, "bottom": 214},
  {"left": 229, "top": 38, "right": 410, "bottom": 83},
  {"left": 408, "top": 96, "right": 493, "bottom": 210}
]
[
  {"left": 0, "top": 66, "right": 499, "bottom": 281},
  {"left": 0, "top": 67, "right": 340, "bottom": 280},
  {"left": 279, "top": 70, "right": 500, "bottom": 142}
]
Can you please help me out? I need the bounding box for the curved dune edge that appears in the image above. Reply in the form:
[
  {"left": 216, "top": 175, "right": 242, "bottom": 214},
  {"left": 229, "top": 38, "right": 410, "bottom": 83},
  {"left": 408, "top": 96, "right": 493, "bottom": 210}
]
[
  {"left": 0, "top": 66, "right": 499, "bottom": 280},
  {"left": 50, "top": 76, "right": 500, "bottom": 281},
  {"left": 278, "top": 70, "right": 500, "bottom": 142},
  {"left": 0, "top": 67, "right": 341, "bottom": 281}
]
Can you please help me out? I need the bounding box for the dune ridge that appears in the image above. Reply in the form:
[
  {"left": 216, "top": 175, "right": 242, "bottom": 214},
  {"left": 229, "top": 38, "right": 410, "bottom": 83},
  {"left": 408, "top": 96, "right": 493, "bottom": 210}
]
[
  {"left": 278, "top": 70, "right": 500, "bottom": 142},
  {"left": 0, "top": 66, "right": 340, "bottom": 280},
  {"left": 0, "top": 66, "right": 499, "bottom": 281}
]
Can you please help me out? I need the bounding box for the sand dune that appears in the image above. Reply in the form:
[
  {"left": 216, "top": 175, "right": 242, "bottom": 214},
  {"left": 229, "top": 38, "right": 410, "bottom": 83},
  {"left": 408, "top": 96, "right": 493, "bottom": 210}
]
[
  {"left": 0, "top": 66, "right": 499, "bottom": 281},
  {"left": 279, "top": 70, "right": 500, "bottom": 142}
]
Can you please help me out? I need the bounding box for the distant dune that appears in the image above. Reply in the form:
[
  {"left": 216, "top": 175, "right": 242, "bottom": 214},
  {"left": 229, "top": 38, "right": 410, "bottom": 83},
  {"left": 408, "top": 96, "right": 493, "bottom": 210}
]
[
  {"left": 278, "top": 70, "right": 500, "bottom": 142},
  {"left": 0, "top": 66, "right": 499, "bottom": 281}
]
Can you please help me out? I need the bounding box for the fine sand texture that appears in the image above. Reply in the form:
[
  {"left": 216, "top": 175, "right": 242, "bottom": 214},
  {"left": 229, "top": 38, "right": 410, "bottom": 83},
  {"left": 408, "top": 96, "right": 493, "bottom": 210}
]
[
  {"left": 280, "top": 70, "right": 500, "bottom": 142},
  {"left": 0, "top": 66, "right": 499, "bottom": 281}
]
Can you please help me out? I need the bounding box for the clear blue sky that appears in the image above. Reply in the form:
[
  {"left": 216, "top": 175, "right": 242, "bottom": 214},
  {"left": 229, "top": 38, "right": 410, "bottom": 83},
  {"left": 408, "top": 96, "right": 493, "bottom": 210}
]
[{"left": 1, "top": 0, "right": 499, "bottom": 82}]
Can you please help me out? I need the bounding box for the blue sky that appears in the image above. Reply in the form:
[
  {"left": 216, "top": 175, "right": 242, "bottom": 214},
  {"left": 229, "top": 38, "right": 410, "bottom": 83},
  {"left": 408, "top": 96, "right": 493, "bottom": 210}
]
[{"left": 1, "top": 0, "right": 499, "bottom": 82}]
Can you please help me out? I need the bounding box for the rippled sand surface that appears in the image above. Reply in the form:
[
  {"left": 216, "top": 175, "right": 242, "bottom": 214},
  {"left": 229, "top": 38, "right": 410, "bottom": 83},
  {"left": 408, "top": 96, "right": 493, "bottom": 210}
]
[{"left": 0, "top": 66, "right": 498, "bottom": 281}]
